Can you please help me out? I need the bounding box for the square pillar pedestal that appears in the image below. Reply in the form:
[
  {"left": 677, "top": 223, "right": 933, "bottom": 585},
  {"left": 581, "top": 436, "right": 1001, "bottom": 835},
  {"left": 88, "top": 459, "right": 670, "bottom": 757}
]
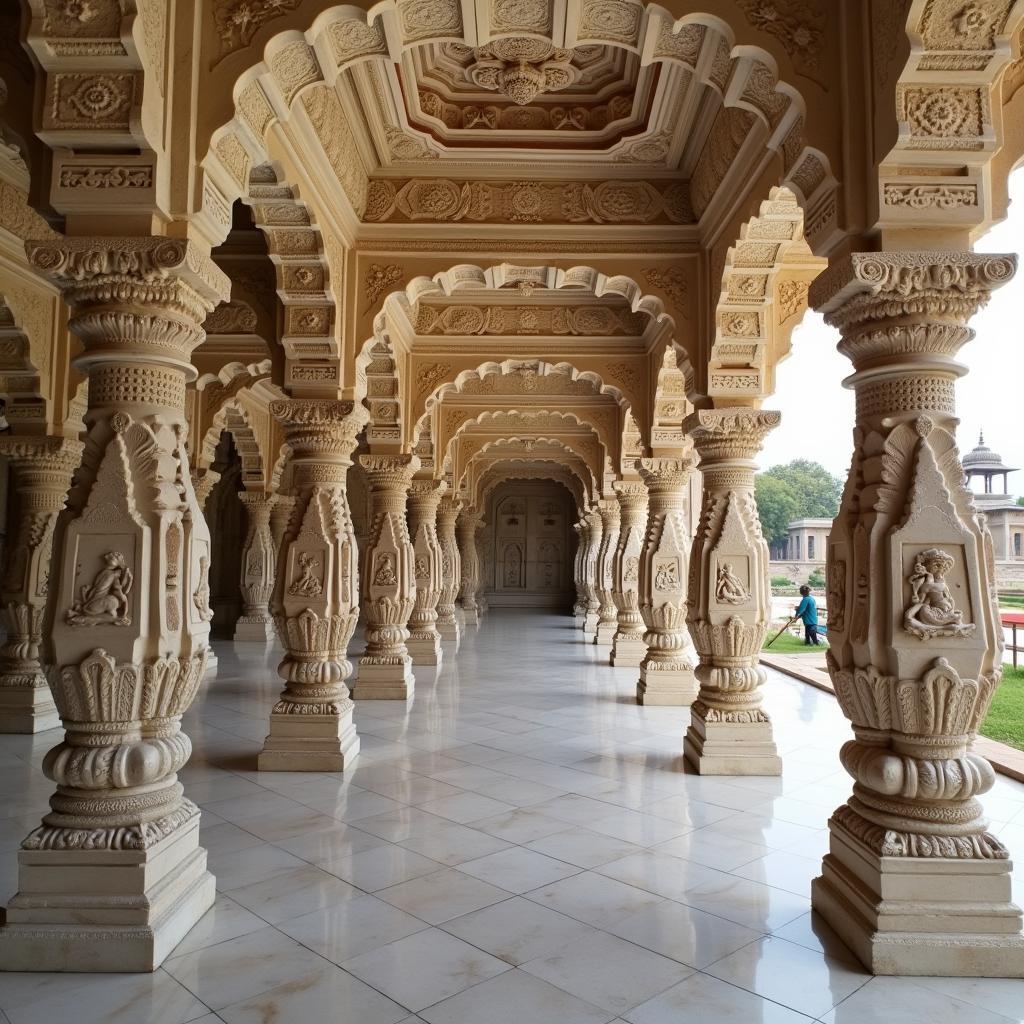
[
  {"left": 259, "top": 705, "right": 360, "bottom": 771},
  {"left": 356, "top": 660, "right": 414, "bottom": 700},
  {"left": 0, "top": 687, "right": 59, "bottom": 734},
  {"left": 407, "top": 633, "right": 442, "bottom": 667},
  {"left": 636, "top": 664, "right": 698, "bottom": 706},
  {"left": 610, "top": 636, "right": 645, "bottom": 667},
  {"left": 0, "top": 812, "right": 215, "bottom": 972},
  {"left": 683, "top": 708, "right": 781, "bottom": 775},
  {"left": 812, "top": 821, "right": 1024, "bottom": 976},
  {"left": 233, "top": 617, "right": 277, "bottom": 643}
]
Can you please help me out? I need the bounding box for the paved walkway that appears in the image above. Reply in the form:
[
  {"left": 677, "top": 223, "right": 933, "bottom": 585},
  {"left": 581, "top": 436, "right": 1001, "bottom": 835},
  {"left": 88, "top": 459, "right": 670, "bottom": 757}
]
[{"left": 0, "top": 610, "right": 1022, "bottom": 1022}]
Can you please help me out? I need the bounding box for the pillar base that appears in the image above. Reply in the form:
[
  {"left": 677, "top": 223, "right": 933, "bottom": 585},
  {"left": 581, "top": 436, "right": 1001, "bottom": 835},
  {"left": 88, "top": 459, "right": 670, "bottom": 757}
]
[
  {"left": 407, "top": 632, "right": 443, "bottom": 666},
  {"left": 812, "top": 822, "right": 1024, "bottom": 977},
  {"left": 610, "top": 636, "right": 645, "bottom": 667},
  {"left": 0, "top": 811, "right": 215, "bottom": 973},
  {"left": 683, "top": 710, "right": 781, "bottom": 775},
  {"left": 574, "top": 612, "right": 587, "bottom": 629},
  {"left": 636, "top": 664, "right": 698, "bottom": 705},
  {"left": 583, "top": 611, "right": 599, "bottom": 637},
  {"left": 438, "top": 618, "right": 461, "bottom": 643},
  {"left": 258, "top": 709, "right": 360, "bottom": 772},
  {"left": 356, "top": 659, "right": 414, "bottom": 700},
  {"left": 463, "top": 607, "right": 479, "bottom": 626},
  {"left": 0, "top": 680, "right": 60, "bottom": 733},
  {"left": 595, "top": 621, "right": 617, "bottom": 646},
  {"left": 233, "top": 617, "right": 277, "bottom": 643},
  {"left": 205, "top": 649, "right": 218, "bottom": 675}
]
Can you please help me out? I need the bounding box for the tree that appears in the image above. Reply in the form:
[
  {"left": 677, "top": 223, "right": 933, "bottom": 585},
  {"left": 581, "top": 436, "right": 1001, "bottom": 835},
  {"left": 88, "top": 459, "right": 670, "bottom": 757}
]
[
  {"left": 755, "top": 459, "right": 843, "bottom": 550},
  {"left": 755, "top": 474, "right": 800, "bottom": 550}
]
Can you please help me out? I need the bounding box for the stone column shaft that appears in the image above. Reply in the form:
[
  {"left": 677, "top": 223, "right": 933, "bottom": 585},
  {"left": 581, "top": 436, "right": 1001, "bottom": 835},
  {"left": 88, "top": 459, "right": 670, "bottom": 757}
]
[
  {"left": 357, "top": 455, "right": 418, "bottom": 699},
  {"left": 571, "top": 519, "right": 588, "bottom": 627},
  {"left": 683, "top": 410, "right": 781, "bottom": 775},
  {"left": 406, "top": 478, "right": 446, "bottom": 666},
  {"left": 594, "top": 499, "right": 621, "bottom": 646},
  {"left": 809, "top": 251, "right": 1024, "bottom": 977},
  {"left": 636, "top": 459, "right": 698, "bottom": 705},
  {"left": 436, "top": 495, "right": 462, "bottom": 643},
  {"left": 610, "top": 481, "right": 648, "bottom": 667},
  {"left": 475, "top": 520, "right": 489, "bottom": 617},
  {"left": 582, "top": 508, "right": 603, "bottom": 637},
  {"left": 260, "top": 401, "right": 365, "bottom": 771},
  {"left": 234, "top": 492, "right": 276, "bottom": 643},
  {"left": 0, "top": 237, "right": 228, "bottom": 973},
  {"left": 0, "top": 438, "right": 81, "bottom": 732},
  {"left": 457, "top": 509, "right": 481, "bottom": 625}
]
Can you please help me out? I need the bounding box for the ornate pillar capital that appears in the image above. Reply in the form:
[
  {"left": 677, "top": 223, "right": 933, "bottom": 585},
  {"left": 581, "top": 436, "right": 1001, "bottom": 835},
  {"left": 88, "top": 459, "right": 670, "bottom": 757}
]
[
  {"left": 359, "top": 452, "right": 420, "bottom": 486},
  {"left": 26, "top": 237, "right": 229, "bottom": 370},
  {"left": 272, "top": 400, "right": 367, "bottom": 464},
  {"left": 684, "top": 408, "right": 782, "bottom": 465},
  {"left": 810, "top": 251, "right": 1016, "bottom": 342},
  {"left": 190, "top": 467, "right": 221, "bottom": 510}
]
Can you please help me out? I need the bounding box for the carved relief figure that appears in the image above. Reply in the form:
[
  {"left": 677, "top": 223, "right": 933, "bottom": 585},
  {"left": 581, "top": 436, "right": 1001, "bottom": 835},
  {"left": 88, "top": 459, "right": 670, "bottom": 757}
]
[
  {"left": 503, "top": 543, "right": 524, "bottom": 587},
  {"left": 66, "top": 551, "right": 133, "bottom": 626},
  {"left": 374, "top": 552, "right": 398, "bottom": 586},
  {"left": 193, "top": 555, "right": 214, "bottom": 622},
  {"left": 654, "top": 558, "right": 679, "bottom": 591},
  {"left": 289, "top": 551, "right": 323, "bottom": 596},
  {"left": 715, "top": 562, "right": 749, "bottom": 605},
  {"left": 904, "top": 547, "right": 975, "bottom": 640},
  {"left": 624, "top": 555, "right": 639, "bottom": 584},
  {"left": 414, "top": 555, "right": 429, "bottom": 580}
]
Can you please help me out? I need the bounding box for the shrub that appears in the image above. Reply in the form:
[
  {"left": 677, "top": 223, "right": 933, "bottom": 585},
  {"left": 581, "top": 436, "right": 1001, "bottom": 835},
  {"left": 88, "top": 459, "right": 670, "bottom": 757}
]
[
  {"left": 770, "top": 575, "right": 793, "bottom": 587},
  {"left": 807, "top": 568, "right": 826, "bottom": 589}
]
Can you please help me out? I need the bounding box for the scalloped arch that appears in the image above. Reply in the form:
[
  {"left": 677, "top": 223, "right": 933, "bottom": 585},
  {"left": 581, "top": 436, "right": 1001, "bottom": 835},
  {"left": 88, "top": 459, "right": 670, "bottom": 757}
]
[
  {"left": 473, "top": 463, "right": 588, "bottom": 514},
  {"left": 198, "top": 5, "right": 840, "bottom": 251}
]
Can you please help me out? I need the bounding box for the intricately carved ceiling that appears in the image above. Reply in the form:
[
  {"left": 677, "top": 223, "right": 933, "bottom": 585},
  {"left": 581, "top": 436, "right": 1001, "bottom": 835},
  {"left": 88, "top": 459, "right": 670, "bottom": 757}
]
[{"left": 400, "top": 39, "right": 659, "bottom": 153}]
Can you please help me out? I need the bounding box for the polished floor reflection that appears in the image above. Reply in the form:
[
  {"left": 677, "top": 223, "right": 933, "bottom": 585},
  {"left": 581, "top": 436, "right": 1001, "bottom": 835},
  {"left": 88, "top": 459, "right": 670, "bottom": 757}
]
[{"left": 0, "top": 610, "right": 1023, "bottom": 1023}]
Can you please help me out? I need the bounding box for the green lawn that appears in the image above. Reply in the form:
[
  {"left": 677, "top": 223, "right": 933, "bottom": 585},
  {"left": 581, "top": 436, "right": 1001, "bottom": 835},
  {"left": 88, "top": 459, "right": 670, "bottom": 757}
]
[
  {"left": 980, "top": 666, "right": 1024, "bottom": 750},
  {"left": 999, "top": 593, "right": 1024, "bottom": 609},
  {"left": 762, "top": 630, "right": 829, "bottom": 654}
]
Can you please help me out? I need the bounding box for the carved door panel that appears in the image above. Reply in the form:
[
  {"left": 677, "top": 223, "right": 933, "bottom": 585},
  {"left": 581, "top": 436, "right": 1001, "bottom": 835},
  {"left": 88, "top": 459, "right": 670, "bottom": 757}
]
[
  {"left": 496, "top": 496, "right": 527, "bottom": 591},
  {"left": 528, "top": 497, "right": 565, "bottom": 591}
]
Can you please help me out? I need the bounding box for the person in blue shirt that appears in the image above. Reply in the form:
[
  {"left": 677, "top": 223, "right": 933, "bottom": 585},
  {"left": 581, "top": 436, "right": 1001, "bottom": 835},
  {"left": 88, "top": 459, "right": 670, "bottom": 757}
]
[{"left": 794, "top": 585, "right": 820, "bottom": 646}]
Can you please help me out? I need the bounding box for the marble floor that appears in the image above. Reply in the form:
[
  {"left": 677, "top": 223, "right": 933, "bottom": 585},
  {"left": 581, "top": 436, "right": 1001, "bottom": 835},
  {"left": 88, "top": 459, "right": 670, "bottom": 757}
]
[{"left": 1, "top": 610, "right": 1023, "bottom": 1023}]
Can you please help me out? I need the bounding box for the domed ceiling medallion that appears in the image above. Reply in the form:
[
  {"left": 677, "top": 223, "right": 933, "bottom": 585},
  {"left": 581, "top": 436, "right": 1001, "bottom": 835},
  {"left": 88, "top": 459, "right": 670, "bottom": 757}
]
[{"left": 466, "top": 37, "right": 580, "bottom": 105}]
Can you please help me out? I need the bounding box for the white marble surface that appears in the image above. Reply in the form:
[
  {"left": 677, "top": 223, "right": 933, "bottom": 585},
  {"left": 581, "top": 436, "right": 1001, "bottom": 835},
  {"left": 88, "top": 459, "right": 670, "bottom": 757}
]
[{"left": 0, "top": 610, "right": 1022, "bottom": 1022}]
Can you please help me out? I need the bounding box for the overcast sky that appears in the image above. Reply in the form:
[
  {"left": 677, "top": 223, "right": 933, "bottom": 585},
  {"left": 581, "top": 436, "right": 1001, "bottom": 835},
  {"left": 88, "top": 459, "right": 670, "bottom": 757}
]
[{"left": 760, "top": 167, "right": 1024, "bottom": 496}]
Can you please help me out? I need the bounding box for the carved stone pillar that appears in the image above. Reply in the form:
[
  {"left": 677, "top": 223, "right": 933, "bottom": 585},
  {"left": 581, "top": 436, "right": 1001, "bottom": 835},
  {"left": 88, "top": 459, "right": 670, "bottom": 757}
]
[
  {"left": 636, "top": 458, "right": 698, "bottom": 705},
  {"left": 475, "top": 519, "right": 489, "bottom": 616},
  {"left": 259, "top": 401, "right": 365, "bottom": 772},
  {"left": 190, "top": 467, "right": 220, "bottom": 512},
  {"left": 234, "top": 492, "right": 276, "bottom": 643},
  {"left": 189, "top": 467, "right": 221, "bottom": 670},
  {"left": 582, "top": 508, "right": 603, "bottom": 638},
  {"left": 0, "top": 238, "right": 227, "bottom": 973},
  {"left": 809, "top": 251, "right": 1024, "bottom": 976},
  {"left": 594, "top": 499, "right": 621, "bottom": 646},
  {"left": 406, "top": 479, "right": 446, "bottom": 666},
  {"left": 436, "top": 494, "right": 462, "bottom": 643},
  {"left": 269, "top": 493, "right": 296, "bottom": 553},
  {"left": 458, "top": 509, "right": 481, "bottom": 625},
  {"left": 0, "top": 437, "right": 81, "bottom": 733},
  {"left": 610, "top": 481, "right": 648, "bottom": 667},
  {"left": 683, "top": 410, "right": 781, "bottom": 776},
  {"left": 357, "top": 455, "right": 418, "bottom": 700},
  {"left": 572, "top": 520, "right": 588, "bottom": 627}
]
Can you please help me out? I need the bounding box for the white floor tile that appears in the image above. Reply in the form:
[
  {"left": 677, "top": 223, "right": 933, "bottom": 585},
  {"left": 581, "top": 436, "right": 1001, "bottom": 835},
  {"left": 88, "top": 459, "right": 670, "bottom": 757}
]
[
  {"left": 519, "top": 929, "right": 693, "bottom": 1014},
  {"left": 342, "top": 928, "right": 511, "bottom": 1012},
  {"left": 418, "top": 968, "right": 615, "bottom": 1024},
  {"left": 457, "top": 846, "right": 580, "bottom": 893},
  {"left": 376, "top": 867, "right": 512, "bottom": 923}
]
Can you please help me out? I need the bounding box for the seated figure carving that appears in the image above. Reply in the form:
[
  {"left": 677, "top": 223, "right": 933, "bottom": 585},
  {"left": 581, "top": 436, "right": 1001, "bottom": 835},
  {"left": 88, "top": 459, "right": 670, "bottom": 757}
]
[
  {"left": 904, "top": 547, "right": 976, "bottom": 640},
  {"left": 716, "top": 562, "right": 749, "bottom": 605},
  {"left": 66, "top": 550, "right": 133, "bottom": 626}
]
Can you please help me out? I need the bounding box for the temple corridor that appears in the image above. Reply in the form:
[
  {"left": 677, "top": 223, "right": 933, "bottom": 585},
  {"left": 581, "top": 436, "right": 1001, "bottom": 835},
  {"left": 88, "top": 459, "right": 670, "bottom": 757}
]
[{"left": 0, "top": 610, "right": 1022, "bottom": 1022}]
